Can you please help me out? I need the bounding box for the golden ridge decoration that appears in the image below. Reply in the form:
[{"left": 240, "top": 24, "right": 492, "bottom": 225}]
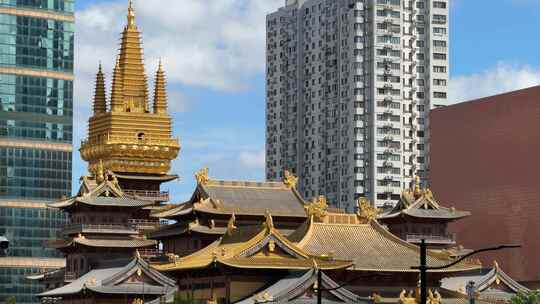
[
  {"left": 95, "top": 160, "right": 105, "bottom": 184},
  {"left": 304, "top": 195, "right": 328, "bottom": 221},
  {"left": 195, "top": 167, "right": 210, "bottom": 185},
  {"left": 226, "top": 213, "right": 237, "bottom": 236},
  {"left": 427, "top": 290, "right": 442, "bottom": 304},
  {"left": 268, "top": 240, "right": 275, "bottom": 252},
  {"left": 132, "top": 298, "right": 144, "bottom": 304},
  {"left": 399, "top": 290, "right": 417, "bottom": 304},
  {"left": 369, "top": 293, "right": 382, "bottom": 303},
  {"left": 357, "top": 197, "right": 380, "bottom": 223},
  {"left": 264, "top": 209, "right": 274, "bottom": 229},
  {"left": 283, "top": 170, "right": 298, "bottom": 189},
  {"left": 414, "top": 175, "right": 422, "bottom": 198}
]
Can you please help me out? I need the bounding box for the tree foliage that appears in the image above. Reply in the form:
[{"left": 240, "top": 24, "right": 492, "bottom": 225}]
[
  {"left": 511, "top": 290, "right": 540, "bottom": 304},
  {"left": 6, "top": 296, "right": 16, "bottom": 304}
]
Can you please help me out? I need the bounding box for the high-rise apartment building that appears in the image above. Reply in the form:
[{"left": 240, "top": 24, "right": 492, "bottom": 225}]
[
  {"left": 266, "top": 0, "right": 449, "bottom": 209},
  {"left": 0, "top": 1, "right": 74, "bottom": 303}
]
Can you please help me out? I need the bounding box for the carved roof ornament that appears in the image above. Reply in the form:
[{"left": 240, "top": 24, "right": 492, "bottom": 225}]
[
  {"left": 427, "top": 290, "right": 442, "bottom": 304},
  {"left": 264, "top": 209, "right": 274, "bottom": 230},
  {"left": 493, "top": 260, "right": 500, "bottom": 270},
  {"left": 226, "top": 213, "right": 237, "bottom": 236},
  {"left": 304, "top": 195, "right": 328, "bottom": 221},
  {"left": 132, "top": 298, "right": 144, "bottom": 304},
  {"left": 414, "top": 175, "right": 422, "bottom": 198},
  {"left": 357, "top": 197, "right": 380, "bottom": 223},
  {"left": 95, "top": 160, "right": 105, "bottom": 184},
  {"left": 195, "top": 167, "right": 210, "bottom": 185},
  {"left": 399, "top": 290, "right": 417, "bottom": 304},
  {"left": 283, "top": 170, "right": 298, "bottom": 189},
  {"left": 369, "top": 293, "right": 382, "bottom": 303}
]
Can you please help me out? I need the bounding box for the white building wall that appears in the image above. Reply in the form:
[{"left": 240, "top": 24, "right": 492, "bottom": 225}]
[{"left": 266, "top": 0, "right": 449, "bottom": 209}]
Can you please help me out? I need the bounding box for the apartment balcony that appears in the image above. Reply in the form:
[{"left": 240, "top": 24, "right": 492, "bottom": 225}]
[
  {"left": 124, "top": 189, "right": 170, "bottom": 201},
  {"left": 406, "top": 233, "right": 456, "bottom": 245}
]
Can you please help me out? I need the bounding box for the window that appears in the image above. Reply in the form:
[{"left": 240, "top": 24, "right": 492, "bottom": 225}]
[
  {"left": 434, "top": 92, "right": 447, "bottom": 98},
  {"left": 433, "top": 79, "right": 447, "bottom": 86},
  {"left": 433, "top": 53, "right": 447, "bottom": 60},
  {"left": 433, "top": 66, "right": 447, "bottom": 73},
  {"left": 433, "top": 40, "right": 447, "bottom": 47},
  {"left": 433, "top": 1, "right": 447, "bottom": 9},
  {"left": 433, "top": 14, "right": 447, "bottom": 24},
  {"left": 433, "top": 27, "right": 447, "bottom": 35}
]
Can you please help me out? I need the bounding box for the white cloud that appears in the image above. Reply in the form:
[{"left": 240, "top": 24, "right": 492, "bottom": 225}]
[
  {"left": 76, "top": 0, "right": 282, "bottom": 92},
  {"left": 239, "top": 150, "right": 265, "bottom": 169},
  {"left": 449, "top": 63, "right": 540, "bottom": 105}
]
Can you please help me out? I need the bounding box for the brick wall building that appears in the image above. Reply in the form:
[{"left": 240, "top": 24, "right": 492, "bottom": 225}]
[{"left": 430, "top": 86, "right": 540, "bottom": 288}]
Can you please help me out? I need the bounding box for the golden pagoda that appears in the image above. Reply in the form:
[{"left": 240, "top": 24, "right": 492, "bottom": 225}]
[{"left": 80, "top": 0, "right": 180, "bottom": 177}]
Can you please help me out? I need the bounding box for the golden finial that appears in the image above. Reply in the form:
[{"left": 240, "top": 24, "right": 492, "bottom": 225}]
[
  {"left": 356, "top": 197, "right": 380, "bottom": 223},
  {"left": 195, "top": 167, "right": 210, "bottom": 185},
  {"left": 93, "top": 62, "right": 106, "bottom": 114},
  {"left": 399, "top": 290, "right": 417, "bottom": 304},
  {"left": 493, "top": 260, "right": 500, "bottom": 270},
  {"left": 304, "top": 195, "right": 328, "bottom": 221},
  {"left": 153, "top": 58, "right": 168, "bottom": 114},
  {"left": 283, "top": 170, "right": 298, "bottom": 189},
  {"left": 226, "top": 213, "right": 237, "bottom": 236},
  {"left": 427, "top": 290, "right": 442, "bottom": 304},
  {"left": 127, "top": 0, "right": 136, "bottom": 28},
  {"left": 135, "top": 249, "right": 141, "bottom": 259},
  {"left": 264, "top": 209, "right": 274, "bottom": 230}
]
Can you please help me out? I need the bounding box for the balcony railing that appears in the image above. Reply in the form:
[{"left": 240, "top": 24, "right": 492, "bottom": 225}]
[
  {"left": 128, "top": 219, "right": 166, "bottom": 231},
  {"left": 62, "top": 224, "right": 137, "bottom": 235},
  {"left": 124, "top": 189, "right": 170, "bottom": 201},
  {"left": 138, "top": 248, "right": 163, "bottom": 258},
  {"left": 406, "top": 233, "right": 456, "bottom": 244},
  {"left": 64, "top": 272, "right": 76, "bottom": 282}
]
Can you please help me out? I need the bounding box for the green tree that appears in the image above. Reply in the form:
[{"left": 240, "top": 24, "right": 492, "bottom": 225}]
[
  {"left": 6, "top": 296, "right": 16, "bottom": 304},
  {"left": 511, "top": 291, "right": 540, "bottom": 304}
]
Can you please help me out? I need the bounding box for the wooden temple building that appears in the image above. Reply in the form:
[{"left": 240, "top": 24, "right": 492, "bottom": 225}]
[
  {"left": 149, "top": 168, "right": 312, "bottom": 256},
  {"left": 33, "top": 2, "right": 528, "bottom": 304},
  {"left": 378, "top": 178, "right": 470, "bottom": 249}
]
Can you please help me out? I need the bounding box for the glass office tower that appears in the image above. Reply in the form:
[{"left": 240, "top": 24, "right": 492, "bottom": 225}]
[{"left": 0, "top": 1, "right": 74, "bottom": 303}]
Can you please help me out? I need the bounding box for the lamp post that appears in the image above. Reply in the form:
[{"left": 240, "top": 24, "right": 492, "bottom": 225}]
[{"left": 411, "top": 239, "right": 520, "bottom": 304}]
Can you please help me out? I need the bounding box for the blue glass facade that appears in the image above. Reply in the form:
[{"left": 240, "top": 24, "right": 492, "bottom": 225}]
[{"left": 0, "top": 2, "right": 73, "bottom": 303}]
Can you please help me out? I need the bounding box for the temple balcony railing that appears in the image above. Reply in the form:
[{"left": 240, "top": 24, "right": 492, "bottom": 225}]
[
  {"left": 406, "top": 233, "right": 456, "bottom": 245},
  {"left": 64, "top": 272, "right": 77, "bottom": 282},
  {"left": 61, "top": 223, "right": 138, "bottom": 236},
  {"left": 128, "top": 219, "right": 167, "bottom": 231},
  {"left": 124, "top": 189, "right": 170, "bottom": 201},
  {"left": 138, "top": 248, "right": 163, "bottom": 258}
]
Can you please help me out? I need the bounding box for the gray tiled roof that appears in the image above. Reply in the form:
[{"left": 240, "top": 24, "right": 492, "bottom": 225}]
[
  {"left": 379, "top": 192, "right": 470, "bottom": 221},
  {"left": 198, "top": 181, "right": 307, "bottom": 217},
  {"left": 39, "top": 256, "right": 175, "bottom": 297},
  {"left": 235, "top": 270, "right": 367, "bottom": 304}
]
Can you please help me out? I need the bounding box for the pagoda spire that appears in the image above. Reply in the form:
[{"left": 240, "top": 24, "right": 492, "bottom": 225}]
[
  {"left": 110, "top": 57, "right": 124, "bottom": 112},
  {"left": 153, "top": 60, "right": 168, "bottom": 114},
  {"left": 118, "top": 0, "right": 149, "bottom": 113},
  {"left": 93, "top": 63, "right": 106, "bottom": 114}
]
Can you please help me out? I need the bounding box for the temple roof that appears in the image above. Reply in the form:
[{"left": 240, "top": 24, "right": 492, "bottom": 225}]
[
  {"left": 152, "top": 212, "right": 352, "bottom": 272},
  {"left": 50, "top": 237, "right": 156, "bottom": 249},
  {"left": 49, "top": 176, "right": 154, "bottom": 210},
  {"left": 378, "top": 187, "right": 470, "bottom": 221},
  {"left": 441, "top": 262, "right": 530, "bottom": 301},
  {"left": 39, "top": 253, "right": 176, "bottom": 297},
  {"left": 153, "top": 168, "right": 308, "bottom": 219},
  {"left": 290, "top": 213, "right": 480, "bottom": 273},
  {"left": 235, "top": 269, "right": 367, "bottom": 304}
]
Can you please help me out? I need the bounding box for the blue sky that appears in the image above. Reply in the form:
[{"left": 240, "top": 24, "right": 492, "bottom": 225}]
[{"left": 71, "top": 0, "right": 540, "bottom": 202}]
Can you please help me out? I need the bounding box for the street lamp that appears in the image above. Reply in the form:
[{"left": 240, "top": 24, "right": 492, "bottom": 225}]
[{"left": 411, "top": 239, "right": 520, "bottom": 304}]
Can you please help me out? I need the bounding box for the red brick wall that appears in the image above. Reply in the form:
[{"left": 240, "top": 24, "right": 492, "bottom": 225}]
[{"left": 430, "top": 86, "right": 540, "bottom": 285}]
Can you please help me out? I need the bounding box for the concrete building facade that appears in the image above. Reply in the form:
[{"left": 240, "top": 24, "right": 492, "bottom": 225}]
[
  {"left": 0, "top": 1, "right": 74, "bottom": 303},
  {"left": 265, "top": 0, "right": 449, "bottom": 209}
]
